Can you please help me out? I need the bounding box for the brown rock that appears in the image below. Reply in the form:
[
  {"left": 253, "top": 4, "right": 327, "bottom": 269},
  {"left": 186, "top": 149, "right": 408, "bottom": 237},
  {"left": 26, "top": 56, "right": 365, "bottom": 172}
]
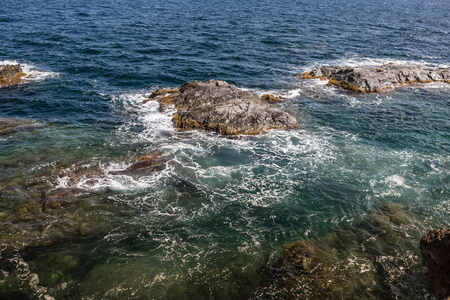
[
  {"left": 420, "top": 228, "right": 450, "bottom": 299},
  {"left": 145, "top": 80, "right": 298, "bottom": 135},
  {"left": 0, "top": 64, "right": 26, "bottom": 87},
  {"left": 261, "top": 94, "right": 283, "bottom": 104}
]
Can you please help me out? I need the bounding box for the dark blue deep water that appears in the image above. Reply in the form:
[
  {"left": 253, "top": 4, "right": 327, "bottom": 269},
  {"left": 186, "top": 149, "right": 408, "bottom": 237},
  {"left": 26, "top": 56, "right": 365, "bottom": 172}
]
[{"left": 1, "top": 0, "right": 449, "bottom": 299}]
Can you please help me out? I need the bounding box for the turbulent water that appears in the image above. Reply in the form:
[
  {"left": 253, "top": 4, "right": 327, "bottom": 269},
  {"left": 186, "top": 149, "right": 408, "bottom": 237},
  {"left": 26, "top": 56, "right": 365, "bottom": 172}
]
[{"left": 1, "top": 0, "right": 449, "bottom": 299}]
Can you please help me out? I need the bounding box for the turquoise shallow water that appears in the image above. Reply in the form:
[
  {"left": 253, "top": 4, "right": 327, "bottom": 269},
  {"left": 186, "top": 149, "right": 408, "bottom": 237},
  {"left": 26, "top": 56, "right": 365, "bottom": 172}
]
[{"left": 1, "top": 0, "right": 449, "bottom": 299}]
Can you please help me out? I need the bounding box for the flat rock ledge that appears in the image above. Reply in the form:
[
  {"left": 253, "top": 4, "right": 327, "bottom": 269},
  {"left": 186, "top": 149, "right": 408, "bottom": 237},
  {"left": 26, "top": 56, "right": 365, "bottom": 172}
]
[
  {"left": 420, "top": 228, "right": 450, "bottom": 300},
  {"left": 143, "top": 79, "right": 298, "bottom": 135},
  {"left": 300, "top": 64, "right": 450, "bottom": 92},
  {"left": 0, "top": 64, "right": 26, "bottom": 87}
]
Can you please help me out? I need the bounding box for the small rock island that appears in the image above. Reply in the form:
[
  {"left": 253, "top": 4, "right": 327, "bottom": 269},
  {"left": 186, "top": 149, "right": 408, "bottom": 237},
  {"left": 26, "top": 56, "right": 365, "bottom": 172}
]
[
  {"left": 300, "top": 64, "right": 450, "bottom": 92},
  {"left": 143, "top": 79, "right": 298, "bottom": 135}
]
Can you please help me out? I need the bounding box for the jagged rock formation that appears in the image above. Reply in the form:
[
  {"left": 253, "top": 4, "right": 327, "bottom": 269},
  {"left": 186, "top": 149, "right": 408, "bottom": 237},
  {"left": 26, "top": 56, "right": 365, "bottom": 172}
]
[
  {"left": 143, "top": 80, "right": 298, "bottom": 135},
  {"left": 0, "top": 64, "right": 26, "bottom": 87},
  {"left": 0, "top": 118, "right": 36, "bottom": 135},
  {"left": 300, "top": 64, "right": 450, "bottom": 92},
  {"left": 420, "top": 228, "right": 450, "bottom": 300}
]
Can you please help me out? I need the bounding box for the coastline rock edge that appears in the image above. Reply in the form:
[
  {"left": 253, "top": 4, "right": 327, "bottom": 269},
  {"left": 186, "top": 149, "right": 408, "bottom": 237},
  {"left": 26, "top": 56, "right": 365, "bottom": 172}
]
[
  {"left": 420, "top": 228, "right": 450, "bottom": 300},
  {"left": 300, "top": 64, "right": 450, "bottom": 92}
]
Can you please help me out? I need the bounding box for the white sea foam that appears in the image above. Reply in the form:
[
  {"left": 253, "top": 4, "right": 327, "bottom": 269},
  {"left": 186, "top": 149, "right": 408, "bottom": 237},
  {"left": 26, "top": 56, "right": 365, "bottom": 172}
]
[{"left": 0, "top": 60, "right": 59, "bottom": 83}]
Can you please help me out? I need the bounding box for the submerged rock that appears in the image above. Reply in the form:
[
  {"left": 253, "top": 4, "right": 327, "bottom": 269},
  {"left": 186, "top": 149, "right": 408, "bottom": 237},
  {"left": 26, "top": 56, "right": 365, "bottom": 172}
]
[
  {"left": 0, "top": 118, "right": 35, "bottom": 136},
  {"left": 300, "top": 64, "right": 450, "bottom": 92},
  {"left": 273, "top": 238, "right": 376, "bottom": 299},
  {"left": 0, "top": 187, "right": 110, "bottom": 253},
  {"left": 110, "top": 153, "right": 168, "bottom": 177},
  {"left": 144, "top": 80, "right": 298, "bottom": 135},
  {"left": 0, "top": 64, "right": 26, "bottom": 87},
  {"left": 420, "top": 228, "right": 450, "bottom": 299},
  {"left": 257, "top": 201, "right": 431, "bottom": 299}
]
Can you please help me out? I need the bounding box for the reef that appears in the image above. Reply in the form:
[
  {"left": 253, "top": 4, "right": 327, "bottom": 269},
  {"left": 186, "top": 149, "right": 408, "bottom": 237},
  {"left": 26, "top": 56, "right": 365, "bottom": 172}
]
[
  {"left": 300, "top": 64, "right": 450, "bottom": 92},
  {"left": 420, "top": 228, "right": 450, "bottom": 299},
  {"left": 256, "top": 201, "right": 431, "bottom": 299},
  {"left": 143, "top": 79, "right": 298, "bottom": 135},
  {"left": 0, "top": 64, "right": 26, "bottom": 87}
]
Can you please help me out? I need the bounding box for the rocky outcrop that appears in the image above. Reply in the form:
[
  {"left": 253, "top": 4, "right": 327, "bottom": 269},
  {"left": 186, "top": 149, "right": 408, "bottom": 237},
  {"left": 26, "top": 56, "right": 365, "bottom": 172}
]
[
  {"left": 0, "top": 64, "right": 26, "bottom": 87},
  {"left": 300, "top": 64, "right": 450, "bottom": 92},
  {"left": 143, "top": 80, "right": 298, "bottom": 135},
  {"left": 0, "top": 118, "right": 36, "bottom": 135},
  {"left": 420, "top": 228, "right": 450, "bottom": 299}
]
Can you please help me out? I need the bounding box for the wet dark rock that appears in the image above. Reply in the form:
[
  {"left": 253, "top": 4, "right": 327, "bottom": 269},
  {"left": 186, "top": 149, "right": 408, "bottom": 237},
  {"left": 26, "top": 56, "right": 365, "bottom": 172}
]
[
  {"left": 0, "top": 64, "right": 26, "bottom": 87},
  {"left": 144, "top": 80, "right": 298, "bottom": 135},
  {"left": 420, "top": 228, "right": 450, "bottom": 299},
  {"left": 300, "top": 64, "right": 450, "bottom": 92},
  {"left": 110, "top": 153, "right": 168, "bottom": 177}
]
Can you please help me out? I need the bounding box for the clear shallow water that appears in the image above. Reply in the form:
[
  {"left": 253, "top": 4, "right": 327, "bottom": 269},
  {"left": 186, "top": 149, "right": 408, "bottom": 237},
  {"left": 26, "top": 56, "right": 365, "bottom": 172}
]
[{"left": 0, "top": 0, "right": 449, "bottom": 299}]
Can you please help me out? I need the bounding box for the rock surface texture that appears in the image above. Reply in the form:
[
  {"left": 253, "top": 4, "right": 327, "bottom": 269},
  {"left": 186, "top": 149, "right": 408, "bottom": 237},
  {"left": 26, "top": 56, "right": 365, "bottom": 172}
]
[
  {"left": 301, "top": 64, "right": 450, "bottom": 92},
  {"left": 420, "top": 228, "right": 450, "bottom": 300},
  {"left": 144, "top": 79, "right": 298, "bottom": 135},
  {"left": 0, "top": 64, "right": 26, "bottom": 87}
]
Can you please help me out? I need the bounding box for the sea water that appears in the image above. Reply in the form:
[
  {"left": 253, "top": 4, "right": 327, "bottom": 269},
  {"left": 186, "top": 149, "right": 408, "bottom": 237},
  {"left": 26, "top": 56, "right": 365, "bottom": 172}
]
[{"left": 0, "top": 0, "right": 449, "bottom": 299}]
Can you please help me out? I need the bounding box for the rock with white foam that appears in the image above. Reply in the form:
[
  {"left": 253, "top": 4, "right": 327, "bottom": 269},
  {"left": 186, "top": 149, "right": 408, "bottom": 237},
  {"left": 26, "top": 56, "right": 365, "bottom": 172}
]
[
  {"left": 300, "top": 64, "right": 450, "bottom": 92},
  {"left": 0, "top": 64, "right": 26, "bottom": 87},
  {"left": 144, "top": 80, "right": 298, "bottom": 135}
]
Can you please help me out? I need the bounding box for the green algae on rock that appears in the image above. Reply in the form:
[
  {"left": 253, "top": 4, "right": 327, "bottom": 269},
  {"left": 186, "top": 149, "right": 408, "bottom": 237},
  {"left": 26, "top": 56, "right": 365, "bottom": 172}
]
[{"left": 256, "top": 201, "right": 431, "bottom": 299}]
